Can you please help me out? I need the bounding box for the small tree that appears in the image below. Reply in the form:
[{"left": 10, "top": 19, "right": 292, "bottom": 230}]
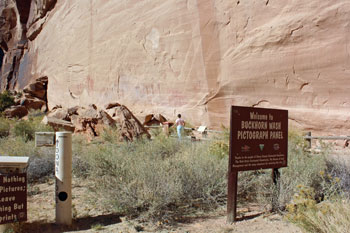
[{"left": 0, "top": 91, "right": 15, "bottom": 112}]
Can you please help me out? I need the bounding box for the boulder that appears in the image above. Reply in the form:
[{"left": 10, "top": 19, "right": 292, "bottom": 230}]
[
  {"left": 70, "top": 115, "right": 99, "bottom": 140},
  {"left": 67, "top": 106, "right": 79, "bottom": 116},
  {"left": 20, "top": 97, "right": 46, "bottom": 111},
  {"left": 22, "top": 77, "right": 48, "bottom": 100},
  {"left": 42, "top": 116, "right": 75, "bottom": 132},
  {"left": 3, "top": 106, "right": 28, "bottom": 118},
  {"left": 114, "top": 105, "right": 150, "bottom": 141},
  {"left": 77, "top": 106, "right": 99, "bottom": 120},
  {"left": 143, "top": 114, "right": 167, "bottom": 126},
  {"left": 47, "top": 107, "right": 69, "bottom": 121},
  {"left": 99, "top": 110, "right": 116, "bottom": 126}
]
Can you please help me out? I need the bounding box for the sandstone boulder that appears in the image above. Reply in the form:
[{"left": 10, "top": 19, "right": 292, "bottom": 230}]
[
  {"left": 67, "top": 106, "right": 79, "bottom": 116},
  {"left": 99, "top": 110, "right": 116, "bottom": 126},
  {"left": 20, "top": 97, "right": 46, "bottom": 111},
  {"left": 143, "top": 114, "right": 167, "bottom": 126},
  {"left": 42, "top": 116, "right": 75, "bottom": 132},
  {"left": 76, "top": 106, "right": 99, "bottom": 120},
  {"left": 70, "top": 107, "right": 115, "bottom": 139},
  {"left": 47, "top": 107, "right": 69, "bottom": 121},
  {"left": 22, "top": 77, "right": 47, "bottom": 100},
  {"left": 3, "top": 106, "right": 28, "bottom": 119},
  {"left": 113, "top": 105, "right": 150, "bottom": 141}
]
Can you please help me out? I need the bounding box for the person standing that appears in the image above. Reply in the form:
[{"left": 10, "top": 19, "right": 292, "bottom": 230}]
[{"left": 175, "top": 114, "right": 185, "bottom": 139}]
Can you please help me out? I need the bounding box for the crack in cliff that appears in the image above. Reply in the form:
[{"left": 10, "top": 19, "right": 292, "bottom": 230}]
[
  {"left": 289, "top": 117, "right": 302, "bottom": 125},
  {"left": 300, "top": 82, "right": 310, "bottom": 91},
  {"left": 290, "top": 25, "right": 303, "bottom": 36},
  {"left": 252, "top": 100, "right": 269, "bottom": 107},
  {"left": 196, "top": 89, "right": 220, "bottom": 106}
]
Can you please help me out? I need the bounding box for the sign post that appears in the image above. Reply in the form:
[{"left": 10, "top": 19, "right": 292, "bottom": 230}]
[
  {"left": 35, "top": 131, "right": 73, "bottom": 225},
  {"left": 55, "top": 132, "right": 72, "bottom": 225},
  {"left": 227, "top": 106, "right": 288, "bottom": 223},
  {"left": 0, "top": 156, "right": 29, "bottom": 232}
]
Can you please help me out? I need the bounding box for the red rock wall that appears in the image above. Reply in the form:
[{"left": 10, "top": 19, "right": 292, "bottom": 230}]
[{"left": 1, "top": 0, "right": 350, "bottom": 134}]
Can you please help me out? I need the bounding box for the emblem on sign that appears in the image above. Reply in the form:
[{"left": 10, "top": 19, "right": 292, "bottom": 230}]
[
  {"left": 241, "top": 145, "right": 250, "bottom": 152},
  {"left": 259, "top": 144, "right": 264, "bottom": 151},
  {"left": 273, "top": 143, "right": 280, "bottom": 151}
]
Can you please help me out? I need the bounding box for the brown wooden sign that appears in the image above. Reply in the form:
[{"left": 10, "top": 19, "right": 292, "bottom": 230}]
[
  {"left": 227, "top": 106, "right": 288, "bottom": 223},
  {"left": 231, "top": 106, "right": 288, "bottom": 171},
  {"left": 0, "top": 173, "right": 27, "bottom": 225}
]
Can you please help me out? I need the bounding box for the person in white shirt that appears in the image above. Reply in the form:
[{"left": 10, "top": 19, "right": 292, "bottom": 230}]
[{"left": 175, "top": 114, "right": 185, "bottom": 139}]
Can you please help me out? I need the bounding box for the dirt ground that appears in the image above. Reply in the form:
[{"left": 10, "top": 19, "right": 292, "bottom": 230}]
[{"left": 5, "top": 177, "right": 302, "bottom": 233}]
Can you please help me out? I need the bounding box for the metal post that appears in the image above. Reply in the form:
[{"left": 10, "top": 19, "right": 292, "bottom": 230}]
[
  {"left": 271, "top": 168, "right": 280, "bottom": 211},
  {"left": 227, "top": 170, "right": 238, "bottom": 223},
  {"left": 55, "top": 132, "right": 72, "bottom": 225}
]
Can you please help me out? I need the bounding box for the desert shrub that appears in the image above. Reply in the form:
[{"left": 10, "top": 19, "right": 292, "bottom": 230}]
[
  {"left": 0, "top": 117, "right": 11, "bottom": 137},
  {"left": 326, "top": 156, "right": 350, "bottom": 196},
  {"left": 0, "top": 90, "right": 15, "bottom": 112},
  {"left": 286, "top": 187, "right": 350, "bottom": 233},
  {"left": 27, "top": 152, "right": 55, "bottom": 183},
  {"left": 12, "top": 111, "right": 53, "bottom": 141},
  {"left": 27, "top": 110, "right": 54, "bottom": 132},
  {"left": 101, "top": 126, "right": 121, "bottom": 143},
  {"left": 85, "top": 135, "right": 227, "bottom": 220},
  {"left": 13, "top": 120, "right": 35, "bottom": 141},
  {"left": 208, "top": 127, "right": 229, "bottom": 159},
  {"left": 209, "top": 140, "right": 229, "bottom": 159},
  {"left": 0, "top": 135, "right": 55, "bottom": 183},
  {"left": 75, "top": 128, "right": 333, "bottom": 220},
  {"left": 0, "top": 136, "right": 37, "bottom": 157}
]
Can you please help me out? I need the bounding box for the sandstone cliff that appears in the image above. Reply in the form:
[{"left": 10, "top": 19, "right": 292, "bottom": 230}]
[{"left": 1, "top": 0, "right": 350, "bottom": 134}]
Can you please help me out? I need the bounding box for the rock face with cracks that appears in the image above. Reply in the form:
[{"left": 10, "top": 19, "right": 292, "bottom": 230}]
[{"left": 1, "top": 0, "right": 350, "bottom": 134}]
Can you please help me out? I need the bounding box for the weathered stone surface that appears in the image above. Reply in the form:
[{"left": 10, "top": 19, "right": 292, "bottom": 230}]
[
  {"left": 114, "top": 105, "right": 151, "bottom": 141},
  {"left": 4, "top": 105, "right": 28, "bottom": 118},
  {"left": 20, "top": 97, "right": 45, "bottom": 110},
  {"left": 47, "top": 107, "right": 68, "bottom": 120},
  {"left": 143, "top": 114, "right": 167, "bottom": 126},
  {"left": 42, "top": 115, "right": 74, "bottom": 131},
  {"left": 76, "top": 106, "right": 99, "bottom": 120},
  {"left": 105, "top": 102, "right": 121, "bottom": 110},
  {"left": 99, "top": 110, "right": 116, "bottom": 126},
  {"left": 2, "top": 0, "right": 350, "bottom": 134},
  {"left": 67, "top": 106, "right": 79, "bottom": 116},
  {"left": 22, "top": 76, "right": 47, "bottom": 99}
]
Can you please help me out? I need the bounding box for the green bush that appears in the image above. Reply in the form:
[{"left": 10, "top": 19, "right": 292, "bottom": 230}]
[
  {"left": 12, "top": 111, "right": 53, "bottom": 141},
  {"left": 13, "top": 120, "right": 35, "bottom": 141},
  {"left": 0, "top": 91, "right": 15, "bottom": 112},
  {"left": 0, "top": 117, "right": 11, "bottom": 137}
]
